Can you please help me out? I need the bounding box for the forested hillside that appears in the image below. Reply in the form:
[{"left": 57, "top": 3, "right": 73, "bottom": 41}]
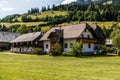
[
  {"left": 0, "top": 3, "right": 119, "bottom": 38},
  {"left": 71, "top": 0, "right": 120, "bottom": 6}
]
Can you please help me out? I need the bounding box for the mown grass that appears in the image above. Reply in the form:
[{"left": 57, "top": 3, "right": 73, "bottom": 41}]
[
  {"left": 1, "top": 21, "right": 120, "bottom": 33},
  {"left": 0, "top": 53, "right": 120, "bottom": 80},
  {"left": 0, "top": 22, "right": 46, "bottom": 27},
  {"left": 15, "top": 11, "right": 68, "bottom": 22}
]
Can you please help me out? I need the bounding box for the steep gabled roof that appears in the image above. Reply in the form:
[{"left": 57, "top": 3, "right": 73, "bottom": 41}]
[
  {"left": 90, "top": 24, "right": 105, "bottom": 44},
  {"left": 0, "top": 32, "right": 20, "bottom": 43},
  {"left": 11, "top": 32, "right": 41, "bottom": 43},
  {"left": 40, "top": 23, "right": 96, "bottom": 41}
]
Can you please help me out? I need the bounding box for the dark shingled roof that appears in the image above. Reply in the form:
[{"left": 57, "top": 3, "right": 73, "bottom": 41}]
[
  {"left": 90, "top": 24, "right": 105, "bottom": 44},
  {"left": 0, "top": 32, "right": 20, "bottom": 43},
  {"left": 11, "top": 32, "right": 41, "bottom": 43},
  {"left": 40, "top": 23, "right": 96, "bottom": 41}
]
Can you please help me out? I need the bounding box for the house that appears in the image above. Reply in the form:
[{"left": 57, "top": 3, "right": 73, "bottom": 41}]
[
  {"left": 11, "top": 32, "right": 43, "bottom": 53},
  {"left": 0, "top": 32, "right": 20, "bottom": 50},
  {"left": 40, "top": 23, "right": 105, "bottom": 55},
  {"left": 105, "top": 39, "right": 113, "bottom": 47}
]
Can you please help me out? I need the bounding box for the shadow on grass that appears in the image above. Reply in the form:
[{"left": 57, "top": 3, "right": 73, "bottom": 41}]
[{"left": 80, "top": 53, "right": 118, "bottom": 58}]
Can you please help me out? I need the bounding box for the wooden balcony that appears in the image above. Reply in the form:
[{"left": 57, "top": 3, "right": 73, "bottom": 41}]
[{"left": 79, "top": 38, "right": 97, "bottom": 43}]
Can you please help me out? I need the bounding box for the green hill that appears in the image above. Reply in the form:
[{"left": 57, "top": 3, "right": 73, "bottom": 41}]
[
  {"left": 0, "top": 4, "right": 120, "bottom": 34},
  {"left": 13, "top": 11, "right": 68, "bottom": 22}
]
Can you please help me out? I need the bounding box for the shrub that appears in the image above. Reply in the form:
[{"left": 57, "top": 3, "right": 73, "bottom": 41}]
[
  {"left": 99, "top": 45, "right": 109, "bottom": 55},
  {"left": 71, "top": 42, "right": 83, "bottom": 57},
  {"left": 49, "top": 43, "right": 62, "bottom": 56},
  {"left": 62, "top": 52, "right": 73, "bottom": 56},
  {"left": 117, "top": 49, "right": 120, "bottom": 56},
  {"left": 113, "top": 34, "right": 120, "bottom": 49},
  {"left": 34, "top": 48, "right": 44, "bottom": 55}
]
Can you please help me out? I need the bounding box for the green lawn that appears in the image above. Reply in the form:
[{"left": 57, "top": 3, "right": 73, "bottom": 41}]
[{"left": 0, "top": 53, "right": 120, "bottom": 80}]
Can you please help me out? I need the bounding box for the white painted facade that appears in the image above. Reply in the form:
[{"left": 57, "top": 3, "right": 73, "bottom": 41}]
[
  {"left": 11, "top": 47, "right": 34, "bottom": 53},
  {"left": 64, "top": 39, "right": 76, "bottom": 52},
  {"left": 82, "top": 43, "right": 94, "bottom": 53}
]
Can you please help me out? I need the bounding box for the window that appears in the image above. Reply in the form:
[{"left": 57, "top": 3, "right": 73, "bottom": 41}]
[
  {"left": 70, "top": 43, "right": 73, "bottom": 48},
  {"left": 88, "top": 35, "right": 90, "bottom": 38},
  {"left": 46, "top": 44, "right": 48, "bottom": 49},
  {"left": 64, "top": 43, "right": 68, "bottom": 48},
  {"left": 35, "top": 41, "right": 38, "bottom": 45},
  {"left": 81, "top": 34, "right": 84, "bottom": 38},
  {"left": 88, "top": 43, "right": 91, "bottom": 48}
]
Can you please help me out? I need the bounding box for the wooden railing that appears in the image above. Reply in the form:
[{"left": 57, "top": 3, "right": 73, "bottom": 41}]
[{"left": 79, "top": 38, "right": 97, "bottom": 43}]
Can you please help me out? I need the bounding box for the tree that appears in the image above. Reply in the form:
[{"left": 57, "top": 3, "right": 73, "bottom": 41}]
[
  {"left": 17, "top": 25, "right": 28, "bottom": 34},
  {"left": 49, "top": 43, "right": 62, "bottom": 56},
  {"left": 113, "top": 35, "right": 120, "bottom": 49},
  {"left": 33, "top": 26, "right": 41, "bottom": 32},
  {"left": 8, "top": 24, "right": 21, "bottom": 32},
  {"left": 47, "top": 5, "right": 50, "bottom": 10},
  {"left": 71, "top": 42, "right": 83, "bottom": 57},
  {"left": 110, "top": 29, "right": 120, "bottom": 38},
  {"left": 2, "top": 25, "right": 8, "bottom": 31}
]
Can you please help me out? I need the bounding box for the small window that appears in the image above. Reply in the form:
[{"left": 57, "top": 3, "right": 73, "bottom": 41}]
[
  {"left": 81, "top": 34, "right": 84, "bottom": 38},
  {"left": 88, "top": 43, "right": 91, "bottom": 48},
  {"left": 35, "top": 41, "right": 38, "bottom": 45},
  {"left": 64, "top": 43, "right": 68, "bottom": 48},
  {"left": 88, "top": 35, "right": 90, "bottom": 38},
  {"left": 46, "top": 44, "right": 48, "bottom": 49},
  {"left": 70, "top": 43, "right": 73, "bottom": 48}
]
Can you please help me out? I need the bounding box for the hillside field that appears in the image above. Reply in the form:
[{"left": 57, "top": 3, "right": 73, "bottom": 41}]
[
  {"left": 0, "top": 10, "right": 120, "bottom": 32},
  {"left": 14, "top": 11, "right": 68, "bottom": 22},
  {"left": 1, "top": 21, "right": 120, "bottom": 33},
  {"left": 0, "top": 53, "right": 120, "bottom": 80}
]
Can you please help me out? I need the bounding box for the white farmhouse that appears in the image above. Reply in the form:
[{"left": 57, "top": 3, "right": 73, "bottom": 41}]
[{"left": 40, "top": 23, "right": 105, "bottom": 55}]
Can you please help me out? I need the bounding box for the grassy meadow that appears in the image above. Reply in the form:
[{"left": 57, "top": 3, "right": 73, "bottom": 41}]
[
  {"left": 1, "top": 21, "right": 120, "bottom": 33},
  {"left": 0, "top": 53, "right": 120, "bottom": 80},
  {"left": 14, "top": 11, "right": 68, "bottom": 22}
]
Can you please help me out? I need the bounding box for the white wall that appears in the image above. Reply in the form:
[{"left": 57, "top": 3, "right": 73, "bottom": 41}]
[
  {"left": 64, "top": 39, "right": 76, "bottom": 52},
  {"left": 80, "top": 29, "right": 93, "bottom": 38},
  {"left": 82, "top": 43, "right": 94, "bottom": 53},
  {"left": 43, "top": 41, "right": 50, "bottom": 53}
]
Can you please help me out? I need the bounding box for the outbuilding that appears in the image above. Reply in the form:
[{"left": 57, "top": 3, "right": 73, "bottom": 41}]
[{"left": 11, "top": 32, "right": 43, "bottom": 53}]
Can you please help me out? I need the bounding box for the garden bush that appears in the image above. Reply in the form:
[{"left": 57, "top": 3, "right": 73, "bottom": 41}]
[
  {"left": 34, "top": 48, "right": 44, "bottom": 55},
  {"left": 71, "top": 42, "right": 83, "bottom": 57},
  {"left": 117, "top": 49, "right": 120, "bottom": 56},
  {"left": 100, "top": 45, "right": 109, "bottom": 55},
  {"left": 49, "top": 43, "right": 62, "bottom": 56}
]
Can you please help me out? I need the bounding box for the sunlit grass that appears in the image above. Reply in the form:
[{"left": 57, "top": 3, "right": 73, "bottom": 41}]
[
  {"left": 0, "top": 53, "right": 120, "bottom": 80},
  {"left": 15, "top": 11, "right": 68, "bottom": 22},
  {"left": 0, "top": 22, "right": 46, "bottom": 27}
]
